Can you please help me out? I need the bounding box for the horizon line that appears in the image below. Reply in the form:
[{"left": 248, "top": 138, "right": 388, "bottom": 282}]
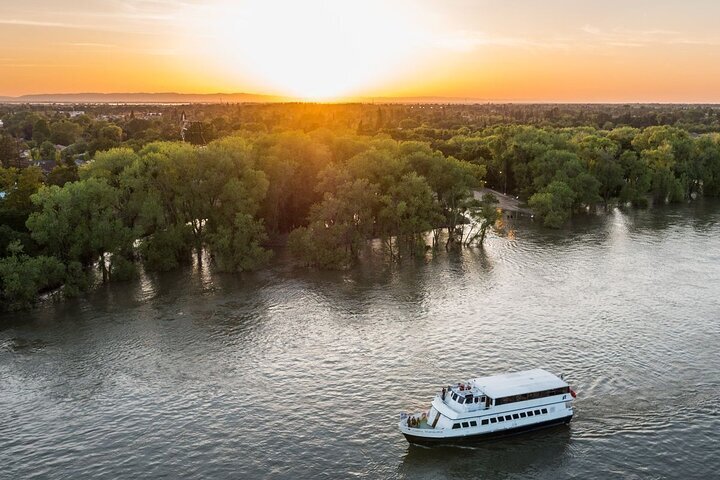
[{"left": 2, "top": 91, "right": 720, "bottom": 106}]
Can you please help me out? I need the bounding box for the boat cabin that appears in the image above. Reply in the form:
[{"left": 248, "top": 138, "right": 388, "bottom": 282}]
[{"left": 444, "top": 384, "right": 490, "bottom": 410}]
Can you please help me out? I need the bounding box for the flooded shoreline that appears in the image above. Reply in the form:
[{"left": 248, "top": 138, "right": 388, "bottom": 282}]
[{"left": 2, "top": 202, "right": 719, "bottom": 479}]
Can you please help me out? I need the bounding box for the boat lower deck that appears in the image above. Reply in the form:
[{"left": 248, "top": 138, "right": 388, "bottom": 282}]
[{"left": 403, "top": 415, "right": 572, "bottom": 446}]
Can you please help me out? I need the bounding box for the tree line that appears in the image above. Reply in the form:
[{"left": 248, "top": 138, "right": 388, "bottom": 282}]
[
  {"left": 0, "top": 131, "right": 495, "bottom": 311},
  {"left": 2, "top": 105, "right": 720, "bottom": 311}
]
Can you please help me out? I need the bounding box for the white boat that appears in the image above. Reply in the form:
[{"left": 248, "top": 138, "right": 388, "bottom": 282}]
[{"left": 399, "top": 369, "right": 576, "bottom": 445}]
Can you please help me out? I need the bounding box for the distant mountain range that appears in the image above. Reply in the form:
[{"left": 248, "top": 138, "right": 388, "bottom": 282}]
[
  {"left": 0, "top": 92, "right": 493, "bottom": 105},
  {"left": 0, "top": 93, "right": 715, "bottom": 105},
  {"left": 0, "top": 92, "right": 294, "bottom": 104}
]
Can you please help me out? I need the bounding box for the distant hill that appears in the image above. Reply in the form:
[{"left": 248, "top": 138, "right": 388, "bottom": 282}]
[
  {"left": 0, "top": 92, "right": 293, "bottom": 104},
  {"left": 0, "top": 91, "right": 496, "bottom": 105}
]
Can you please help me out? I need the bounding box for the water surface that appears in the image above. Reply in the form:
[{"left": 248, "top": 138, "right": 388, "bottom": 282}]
[{"left": 2, "top": 203, "right": 719, "bottom": 479}]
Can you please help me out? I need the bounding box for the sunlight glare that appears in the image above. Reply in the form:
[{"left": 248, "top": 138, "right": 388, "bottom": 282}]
[{"left": 203, "top": 0, "right": 429, "bottom": 100}]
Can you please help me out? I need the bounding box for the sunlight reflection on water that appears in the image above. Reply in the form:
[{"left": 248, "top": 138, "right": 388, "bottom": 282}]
[{"left": 1, "top": 202, "right": 719, "bottom": 479}]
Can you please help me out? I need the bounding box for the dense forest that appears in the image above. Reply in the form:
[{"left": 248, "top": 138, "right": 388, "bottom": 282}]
[{"left": 2, "top": 102, "right": 720, "bottom": 311}]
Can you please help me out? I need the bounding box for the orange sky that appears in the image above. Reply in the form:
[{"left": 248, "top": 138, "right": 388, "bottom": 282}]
[{"left": 2, "top": 0, "right": 720, "bottom": 102}]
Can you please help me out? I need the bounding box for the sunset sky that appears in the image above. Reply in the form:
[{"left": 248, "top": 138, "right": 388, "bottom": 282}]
[{"left": 1, "top": 0, "right": 720, "bottom": 102}]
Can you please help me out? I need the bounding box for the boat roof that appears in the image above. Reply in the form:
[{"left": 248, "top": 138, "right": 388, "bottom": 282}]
[{"left": 469, "top": 369, "right": 567, "bottom": 399}]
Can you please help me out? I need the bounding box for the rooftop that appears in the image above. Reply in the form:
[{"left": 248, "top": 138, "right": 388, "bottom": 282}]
[{"left": 470, "top": 369, "right": 566, "bottom": 399}]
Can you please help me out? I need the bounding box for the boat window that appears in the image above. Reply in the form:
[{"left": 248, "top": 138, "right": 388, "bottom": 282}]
[
  {"left": 462, "top": 422, "right": 469, "bottom": 428},
  {"left": 512, "top": 414, "right": 519, "bottom": 419},
  {"left": 534, "top": 410, "right": 541, "bottom": 415},
  {"left": 495, "top": 385, "right": 572, "bottom": 406},
  {"left": 520, "top": 412, "right": 527, "bottom": 418},
  {"left": 470, "top": 421, "right": 477, "bottom": 427},
  {"left": 505, "top": 415, "right": 512, "bottom": 421},
  {"left": 541, "top": 408, "right": 548, "bottom": 414},
  {"left": 474, "top": 397, "right": 479, "bottom": 403},
  {"left": 452, "top": 423, "right": 461, "bottom": 429},
  {"left": 527, "top": 411, "right": 534, "bottom": 416},
  {"left": 458, "top": 397, "right": 465, "bottom": 404},
  {"left": 481, "top": 419, "right": 489, "bottom": 425},
  {"left": 498, "top": 416, "right": 505, "bottom": 422},
  {"left": 490, "top": 418, "right": 497, "bottom": 424}
]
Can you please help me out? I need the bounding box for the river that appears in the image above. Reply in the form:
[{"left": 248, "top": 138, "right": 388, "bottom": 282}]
[{"left": 1, "top": 203, "right": 719, "bottom": 479}]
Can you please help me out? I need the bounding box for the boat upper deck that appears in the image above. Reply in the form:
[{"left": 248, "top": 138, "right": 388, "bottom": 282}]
[{"left": 469, "top": 369, "right": 567, "bottom": 399}]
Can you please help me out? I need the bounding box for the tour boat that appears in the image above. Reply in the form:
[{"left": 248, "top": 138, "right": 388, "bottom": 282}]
[{"left": 399, "top": 369, "right": 576, "bottom": 445}]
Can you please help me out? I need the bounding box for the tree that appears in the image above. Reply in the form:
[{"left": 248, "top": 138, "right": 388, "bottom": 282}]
[
  {"left": 27, "top": 178, "right": 136, "bottom": 282},
  {"left": 409, "top": 151, "right": 484, "bottom": 246},
  {"left": 208, "top": 213, "right": 272, "bottom": 272},
  {"left": 121, "top": 138, "right": 270, "bottom": 270},
  {"left": 32, "top": 119, "right": 50, "bottom": 144},
  {"left": 47, "top": 165, "right": 79, "bottom": 187},
  {"left": 594, "top": 153, "right": 625, "bottom": 206},
  {"left": 465, "top": 193, "right": 501, "bottom": 247},
  {"left": 49, "top": 120, "right": 82, "bottom": 146},
  {"left": 376, "top": 172, "right": 438, "bottom": 260},
  {"left": 0, "top": 166, "right": 43, "bottom": 232},
  {"left": 556, "top": 158, "right": 602, "bottom": 209},
  {"left": 618, "top": 150, "right": 651, "bottom": 207},
  {"left": 0, "top": 242, "right": 65, "bottom": 311},
  {"left": 641, "top": 144, "right": 684, "bottom": 203},
  {"left": 0, "top": 135, "right": 18, "bottom": 168},
  {"left": 39, "top": 141, "right": 57, "bottom": 162},
  {"left": 99, "top": 125, "right": 123, "bottom": 143},
  {"left": 529, "top": 149, "right": 577, "bottom": 192},
  {"left": 255, "top": 132, "right": 331, "bottom": 234},
  {"left": 573, "top": 134, "right": 623, "bottom": 206},
  {"left": 696, "top": 136, "right": 720, "bottom": 196},
  {"left": 88, "top": 124, "right": 124, "bottom": 155},
  {"left": 81, "top": 148, "right": 139, "bottom": 187},
  {"left": 289, "top": 178, "right": 378, "bottom": 268},
  {"left": 529, "top": 180, "right": 576, "bottom": 228}
]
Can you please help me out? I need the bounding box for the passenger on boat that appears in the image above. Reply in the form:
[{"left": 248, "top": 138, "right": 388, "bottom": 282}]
[{"left": 441, "top": 387, "right": 446, "bottom": 400}]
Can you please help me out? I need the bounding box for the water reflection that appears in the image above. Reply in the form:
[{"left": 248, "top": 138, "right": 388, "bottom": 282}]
[
  {"left": 399, "top": 426, "right": 572, "bottom": 480},
  {"left": 1, "top": 201, "right": 720, "bottom": 479}
]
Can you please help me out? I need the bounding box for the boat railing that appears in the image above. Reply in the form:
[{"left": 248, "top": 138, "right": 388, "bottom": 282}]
[{"left": 437, "top": 393, "right": 488, "bottom": 412}]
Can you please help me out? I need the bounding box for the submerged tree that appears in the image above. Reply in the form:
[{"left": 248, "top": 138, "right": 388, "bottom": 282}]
[
  {"left": 528, "top": 181, "right": 576, "bottom": 228},
  {"left": 464, "top": 193, "right": 501, "bottom": 247},
  {"left": 0, "top": 241, "right": 65, "bottom": 311},
  {"left": 289, "top": 178, "right": 378, "bottom": 269},
  {"left": 26, "top": 178, "right": 136, "bottom": 283}
]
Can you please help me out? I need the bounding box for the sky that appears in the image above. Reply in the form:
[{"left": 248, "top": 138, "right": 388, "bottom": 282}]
[{"left": 1, "top": 0, "right": 720, "bottom": 102}]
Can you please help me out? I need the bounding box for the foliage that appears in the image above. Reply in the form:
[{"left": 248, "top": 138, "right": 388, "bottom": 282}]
[
  {"left": 0, "top": 134, "right": 20, "bottom": 167},
  {"left": 26, "top": 178, "right": 135, "bottom": 282},
  {"left": 529, "top": 181, "right": 576, "bottom": 228},
  {"left": 0, "top": 244, "right": 65, "bottom": 311},
  {"left": 139, "top": 225, "right": 193, "bottom": 272},
  {"left": 208, "top": 214, "right": 272, "bottom": 272},
  {"left": 289, "top": 178, "right": 378, "bottom": 269},
  {"left": 3, "top": 102, "right": 720, "bottom": 308},
  {"left": 465, "top": 193, "right": 501, "bottom": 246}
]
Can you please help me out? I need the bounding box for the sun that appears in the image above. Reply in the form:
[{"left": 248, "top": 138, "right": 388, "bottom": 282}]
[{"left": 200, "top": 0, "right": 429, "bottom": 100}]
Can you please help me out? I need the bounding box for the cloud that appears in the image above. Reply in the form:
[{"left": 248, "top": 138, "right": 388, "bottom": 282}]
[
  {"left": 581, "top": 25, "right": 720, "bottom": 48},
  {"left": 432, "top": 25, "right": 720, "bottom": 55},
  {"left": 63, "top": 42, "right": 119, "bottom": 48},
  {"left": 0, "top": 16, "right": 171, "bottom": 35},
  {"left": 0, "top": 19, "right": 87, "bottom": 29},
  {"left": 434, "top": 31, "right": 571, "bottom": 51}
]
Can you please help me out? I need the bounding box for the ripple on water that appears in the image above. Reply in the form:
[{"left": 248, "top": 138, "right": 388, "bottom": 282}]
[{"left": 1, "top": 202, "right": 720, "bottom": 479}]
